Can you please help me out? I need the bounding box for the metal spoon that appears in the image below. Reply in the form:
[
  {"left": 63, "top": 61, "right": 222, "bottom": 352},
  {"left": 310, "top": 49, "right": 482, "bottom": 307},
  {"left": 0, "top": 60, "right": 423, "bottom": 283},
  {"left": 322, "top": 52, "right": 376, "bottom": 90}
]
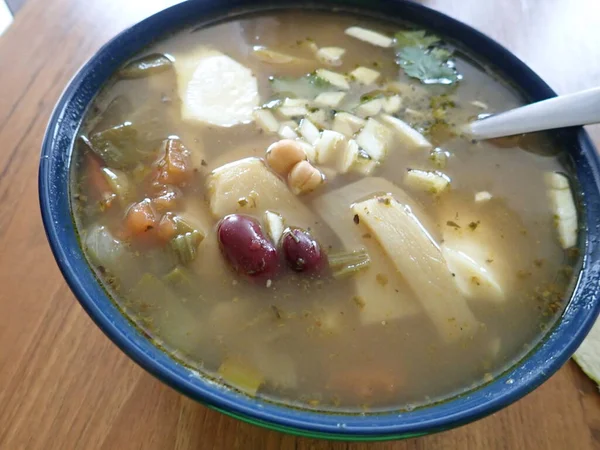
[{"left": 467, "top": 86, "right": 600, "bottom": 140}]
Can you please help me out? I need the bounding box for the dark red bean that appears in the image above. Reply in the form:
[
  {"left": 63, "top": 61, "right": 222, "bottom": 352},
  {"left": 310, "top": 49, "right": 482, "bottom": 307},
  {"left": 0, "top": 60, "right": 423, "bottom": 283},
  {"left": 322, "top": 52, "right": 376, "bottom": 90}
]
[
  {"left": 281, "top": 228, "right": 325, "bottom": 273},
  {"left": 217, "top": 214, "right": 279, "bottom": 281}
]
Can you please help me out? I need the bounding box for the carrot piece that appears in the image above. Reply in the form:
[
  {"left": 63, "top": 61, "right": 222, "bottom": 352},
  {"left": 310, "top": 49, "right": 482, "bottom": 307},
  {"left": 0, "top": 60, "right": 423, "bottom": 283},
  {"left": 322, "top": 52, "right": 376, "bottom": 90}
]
[
  {"left": 156, "top": 213, "right": 178, "bottom": 243},
  {"left": 124, "top": 199, "right": 157, "bottom": 235},
  {"left": 156, "top": 138, "right": 192, "bottom": 186},
  {"left": 152, "top": 185, "right": 182, "bottom": 213}
]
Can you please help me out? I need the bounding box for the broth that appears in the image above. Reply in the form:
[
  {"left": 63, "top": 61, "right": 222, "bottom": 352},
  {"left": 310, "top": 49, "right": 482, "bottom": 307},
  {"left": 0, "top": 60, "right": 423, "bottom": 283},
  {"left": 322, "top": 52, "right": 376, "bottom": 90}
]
[{"left": 71, "top": 11, "right": 580, "bottom": 411}]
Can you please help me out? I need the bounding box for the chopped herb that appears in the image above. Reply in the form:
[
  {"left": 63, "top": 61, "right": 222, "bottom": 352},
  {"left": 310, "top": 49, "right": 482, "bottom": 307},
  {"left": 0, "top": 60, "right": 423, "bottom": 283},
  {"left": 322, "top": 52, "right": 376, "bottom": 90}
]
[
  {"left": 446, "top": 220, "right": 461, "bottom": 229},
  {"left": 200, "top": 159, "right": 207, "bottom": 166},
  {"left": 376, "top": 273, "right": 389, "bottom": 286},
  {"left": 271, "top": 305, "right": 282, "bottom": 319},
  {"left": 353, "top": 214, "right": 360, "bottom": 224},
  {"left": 270, "top": 73, "right": 335, "bottom": 99},
  {"left": 238, "top": 198, "right": 249, "bottom": 207},
  {"left": 468, "top": 221, "right": 480, "bottom": 231},
  {"left": 352, "top": 296, "right": 366, "bottom": 310},
  {"left": 534, "top": 259, "right": 544, "bottom": 268},
  {"left": 394, "top": 30, "right": 440, "bottom": 49},
  {"left": 394, "top": 30, "right": 461, "bottom": 85},
  {"left": 362, "top": 233, "right": 372, "bottom": 239}
]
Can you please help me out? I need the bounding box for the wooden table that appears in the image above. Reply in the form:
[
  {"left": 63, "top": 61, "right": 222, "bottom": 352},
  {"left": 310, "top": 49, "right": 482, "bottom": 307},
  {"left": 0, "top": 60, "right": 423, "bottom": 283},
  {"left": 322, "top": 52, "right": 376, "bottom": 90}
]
[{"left": 1, "top": 0, "right": 600, "bottom": 448}]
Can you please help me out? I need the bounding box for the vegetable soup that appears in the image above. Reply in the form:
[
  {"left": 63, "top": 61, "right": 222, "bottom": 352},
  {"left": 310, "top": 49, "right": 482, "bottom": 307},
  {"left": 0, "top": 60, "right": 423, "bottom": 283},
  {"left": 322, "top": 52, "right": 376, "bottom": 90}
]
[{"left": 71, "top": 11, "right": 580, "bottom": 411}]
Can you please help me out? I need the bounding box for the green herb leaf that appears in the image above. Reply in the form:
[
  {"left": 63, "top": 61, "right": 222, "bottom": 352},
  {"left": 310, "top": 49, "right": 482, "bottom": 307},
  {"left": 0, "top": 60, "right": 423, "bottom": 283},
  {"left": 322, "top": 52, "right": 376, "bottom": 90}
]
[
  {"left": 397, "top": 47, "right": 460, "bottom": 85},
  {"left": 394, "top": 30, "right": 440, "bottom": 49},
  {"left": 394, "top": 29, "right": 461, "bottom": 85},
  {"left": 270, "top": 74, "right": 335, "bottom": 99}
]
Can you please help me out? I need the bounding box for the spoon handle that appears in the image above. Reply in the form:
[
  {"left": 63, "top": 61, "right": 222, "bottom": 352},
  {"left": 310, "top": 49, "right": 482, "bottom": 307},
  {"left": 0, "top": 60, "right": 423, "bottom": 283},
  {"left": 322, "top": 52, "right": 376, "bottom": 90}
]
[{"left": 468, "top": 87, "right": 600, "bottom": 140}]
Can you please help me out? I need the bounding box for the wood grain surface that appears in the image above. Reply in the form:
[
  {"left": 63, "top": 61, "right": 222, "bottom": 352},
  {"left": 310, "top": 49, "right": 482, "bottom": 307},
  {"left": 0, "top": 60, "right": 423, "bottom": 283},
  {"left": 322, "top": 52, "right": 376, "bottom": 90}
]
[{"left": 1, "top": 0, "right": 599, "bottom": 448}]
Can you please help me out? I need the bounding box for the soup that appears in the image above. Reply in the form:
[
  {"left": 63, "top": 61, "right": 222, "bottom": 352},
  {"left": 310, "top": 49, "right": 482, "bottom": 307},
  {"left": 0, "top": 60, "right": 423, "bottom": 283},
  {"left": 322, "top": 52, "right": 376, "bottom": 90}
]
[{"left": 71, "top": 11, "right": 580, "bottom": 411}]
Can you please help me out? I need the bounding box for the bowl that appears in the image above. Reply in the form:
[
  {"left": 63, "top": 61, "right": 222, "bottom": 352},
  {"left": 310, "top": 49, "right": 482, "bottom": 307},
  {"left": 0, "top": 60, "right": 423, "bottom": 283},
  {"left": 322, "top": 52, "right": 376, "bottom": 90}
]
[{"left": 39, "top": 0, "right": 600, "bottom": 441}]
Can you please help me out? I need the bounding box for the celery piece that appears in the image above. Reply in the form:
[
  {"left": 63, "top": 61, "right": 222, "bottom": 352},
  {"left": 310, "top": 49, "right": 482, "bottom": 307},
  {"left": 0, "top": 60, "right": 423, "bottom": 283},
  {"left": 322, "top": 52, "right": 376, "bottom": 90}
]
[{"left": 170, "top": 231, "right": 204, "bottom": 265}]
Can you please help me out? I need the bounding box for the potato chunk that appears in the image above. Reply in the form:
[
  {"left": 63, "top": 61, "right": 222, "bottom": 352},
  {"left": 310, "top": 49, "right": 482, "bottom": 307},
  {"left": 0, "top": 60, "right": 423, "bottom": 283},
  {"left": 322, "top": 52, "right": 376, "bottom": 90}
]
[
  {"left": 352, "top": 194, "right": 479, "bottom": 341},
  {"left": 207, "top": 157, "right": 317, "bottom": 230},
  {"left": 175, "top": 48, "right": 259, "bottom": 126},
  {"left": 313, "top": 178, "right": 422, "bottom": 325}
]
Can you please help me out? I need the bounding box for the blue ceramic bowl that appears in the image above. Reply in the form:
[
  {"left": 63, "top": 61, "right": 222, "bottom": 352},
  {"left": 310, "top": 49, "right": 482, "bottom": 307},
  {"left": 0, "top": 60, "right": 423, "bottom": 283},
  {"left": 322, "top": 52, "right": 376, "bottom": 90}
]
[{"left": 39, "top": 0, "right": 600, "bottom": 441}]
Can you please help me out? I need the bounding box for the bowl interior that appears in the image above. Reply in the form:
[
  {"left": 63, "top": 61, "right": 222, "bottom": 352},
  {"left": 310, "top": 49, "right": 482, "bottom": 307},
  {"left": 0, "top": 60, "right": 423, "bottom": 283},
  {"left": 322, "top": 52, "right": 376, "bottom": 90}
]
[{"left": 39, "top": 0, "right": 600, "bottom": 440}]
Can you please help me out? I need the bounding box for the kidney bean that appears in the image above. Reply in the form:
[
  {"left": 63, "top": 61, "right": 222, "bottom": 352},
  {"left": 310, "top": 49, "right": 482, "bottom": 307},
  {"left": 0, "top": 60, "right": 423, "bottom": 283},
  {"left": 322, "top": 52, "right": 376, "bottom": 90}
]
[
  {"left": 281, "top": 228, "right": 325, "bottom": 273},
  {"left": 217, "top": 214, "right": 279, "bottom": 281}
]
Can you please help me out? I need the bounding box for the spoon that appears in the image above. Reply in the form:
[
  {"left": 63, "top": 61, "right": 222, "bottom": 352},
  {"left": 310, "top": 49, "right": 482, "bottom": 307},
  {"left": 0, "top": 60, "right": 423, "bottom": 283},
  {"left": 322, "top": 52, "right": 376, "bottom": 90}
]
[{"left": 467, "top": 86, "right": 600, "bottom": 140}]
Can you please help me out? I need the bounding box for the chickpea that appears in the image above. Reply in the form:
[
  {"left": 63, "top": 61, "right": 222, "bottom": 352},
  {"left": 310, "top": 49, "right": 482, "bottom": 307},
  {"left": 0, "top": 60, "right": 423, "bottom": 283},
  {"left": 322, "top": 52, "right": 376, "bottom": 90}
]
[
  {"left": 266, "top": 139, "right": 307, "bottom": 176},
  {"left": 288, "top": 160, "right": 324, "bottom": 195}
]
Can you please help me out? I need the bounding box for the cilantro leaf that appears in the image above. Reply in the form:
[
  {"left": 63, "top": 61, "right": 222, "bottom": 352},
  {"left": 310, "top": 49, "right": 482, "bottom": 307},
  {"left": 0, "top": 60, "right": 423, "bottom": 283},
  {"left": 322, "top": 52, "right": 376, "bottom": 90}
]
[
  {"left": 394, "top": 30, "right": 440, "bottom": 49},
  {"left": 397, "top": 47, "right": 460, "bottom": 85},
  {"left": 394, "top": 29, "right": 461, "bottom": 85}
]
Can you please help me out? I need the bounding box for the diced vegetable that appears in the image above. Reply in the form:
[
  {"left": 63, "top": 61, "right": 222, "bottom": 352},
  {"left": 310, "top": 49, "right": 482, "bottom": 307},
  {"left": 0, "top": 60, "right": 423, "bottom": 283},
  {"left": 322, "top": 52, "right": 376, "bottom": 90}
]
[
  {"left": 475, "top": 191, "right": 492, "bottom": 203},
  {"left": 545, "top": 172, "right": 578, "bottom": 249},
  {"left": 404, "top": 169, "right": 450, "bottom": 194},
  {"left": 315, "top": 130, "right": 347, "bottom": 167},
  {"left": 315, "top": 69, "right": 350, "bottom": 90},
  {"left": 87, "top": 123, "right": 149, "bottom": 169},
  {"left": 350, "top": 150, "right": 378, "bottom": 175},
  {"left": 355, "top": 118, "right": 392, "bottom": 161},
  {"left": 296, "top": 140, "right": 317, "bottom": 163},
  {"left": 278, "top": 98, "right": 310, "bottom": 118},
  {"left": 355, "top": 98, "right": 383, "bottom": 117},
  {"left": 101, "top": 167, "right": 130, "bottom": 206},
  {"left": 253, "top": 109, "right": 280, "bottom": 134},
  {"left": 252, "top": 46, "right": 313, "bottom": 66},
  {"left": 383, "top": 95, "right": 402, "bottom": 113},
  {"left": 345, "top": 26, "right": 393, "bottom": 48},
  {"left": 218, "top": 357, "right": 264, "bottom": 396},
  {"left": 84, "top": 225, "right": 132, "bottom": 276},
  {"left": 156, "top": 138, "right": 192, "bottom": 186},
  {"left": 339, "top": 139, "right": 360, "bottom": 173},
  {"left": 306, "top": 109, "right": 330, "bottom": 129},
  {"left": 332, "top": 112, "right": 365, "bottom": 137},
  {"left": 313, "top": 178, "right": 424, "bottom": 325},
  {"left": 117, "top": 53, "right": 173, "bottom": 79},
  {"left": 379, "top": 114, "right": 432, "bottom": 150},
  {"left": 298, "top": 118, "right": 321, "bottom": 145},
  {"left": 278, "top": 122, "right": 298, "bottom": 139},
  {"left": 429, "top": 148, "right": 449, "bottom": 169},
  {"left": 328, "top": 249, "right": 371, "bottom": 278},
  {"left": 175, "top": 48, "right": 259, "bottom": 126},
  {"left": 264, "top": 211, "right": 285, "bottom": 244},
  {"left": 313, "top": 91, "right": 346, "bottom": 108},
  {"left": 124, "top": 199, "right": 158, "bottom": 235},
  {"left": 170, "top": 230, "right": 204, "bottom": 265},
  {"left": 441, "top": 244, "right": 505, "bottom": 303},
  {"left": 349, "top": 66, "right": 381, "bottom": 85},
  {"left": 208, "top": 157, "right": 319, "bottom": 230},
  {"left": 250, "top": 348, "right": 298, "bottom": 389},
  {"left": 270, "top": 74, "right": 335, "bottom": 100},
  {"left": 352, "top": 194, "right": 478, "bottom": 341},
  {"left": 471, "top": 100, "right": 488, "bottom": 110},
  {"left": 316, "top": 47, "right": 346, "bottom": 66}
]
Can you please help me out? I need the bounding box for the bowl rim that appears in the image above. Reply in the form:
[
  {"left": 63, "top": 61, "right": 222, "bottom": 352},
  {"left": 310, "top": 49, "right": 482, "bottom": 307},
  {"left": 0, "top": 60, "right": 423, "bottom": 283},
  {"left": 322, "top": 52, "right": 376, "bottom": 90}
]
[{"left": 39, "top": 0, "right": 600, "bottom": 441}]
